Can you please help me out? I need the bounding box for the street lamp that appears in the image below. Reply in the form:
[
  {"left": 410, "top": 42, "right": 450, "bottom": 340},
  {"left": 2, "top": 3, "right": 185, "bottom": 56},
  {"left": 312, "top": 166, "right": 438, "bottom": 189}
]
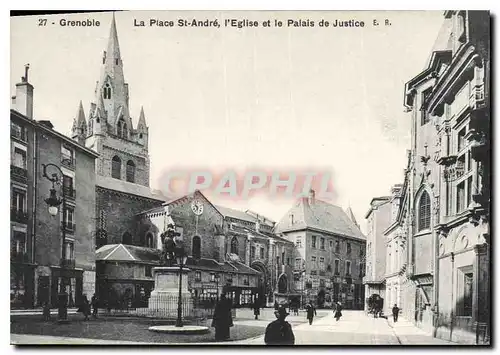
[
  {"left": 42, "top": 163, "right": 68, "bottom": 323},
  {"left": 175, "top": 245, "right": 188, "bottom": 328}
]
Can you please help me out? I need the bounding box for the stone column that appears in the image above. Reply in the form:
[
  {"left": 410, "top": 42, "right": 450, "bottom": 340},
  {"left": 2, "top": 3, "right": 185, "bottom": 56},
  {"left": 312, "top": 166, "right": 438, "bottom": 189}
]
[
  {"left": 245, "top": 234, "right": 253, "bottom": 266},
  {"left": 268, "top": 240, "right": 275, "bottom": 302}
]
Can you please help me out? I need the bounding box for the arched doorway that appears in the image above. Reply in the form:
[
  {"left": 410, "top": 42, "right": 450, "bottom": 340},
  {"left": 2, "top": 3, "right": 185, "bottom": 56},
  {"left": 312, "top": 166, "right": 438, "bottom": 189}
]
[
  {"left": 278, "top": 274, "right": 287, "bottom": 294},
  {"left": 250, "top": 261, "right": 268, "bottom": 306}
]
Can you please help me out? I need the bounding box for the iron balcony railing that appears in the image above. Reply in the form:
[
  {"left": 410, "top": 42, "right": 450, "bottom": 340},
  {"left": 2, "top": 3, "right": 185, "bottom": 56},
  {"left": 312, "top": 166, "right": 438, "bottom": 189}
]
[
  {"left": 63, "top": 186, "right": 76, "bottom": 199},
  {"left": 11, "top": 165, "right": 28, "bottom": 182},
  {"left": 11, "top": 208, "right": 28, "bottom": 224}
]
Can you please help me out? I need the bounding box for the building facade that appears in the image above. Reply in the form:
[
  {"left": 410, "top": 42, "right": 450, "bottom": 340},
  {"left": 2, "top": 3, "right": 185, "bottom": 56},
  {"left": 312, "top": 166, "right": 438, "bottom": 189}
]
[
  {"left": 394, "top": 10, "right": 490, "bottom": 344},
  {"left": 10, "top": 68, "right": 99, "bottom": 309},
  {"left": 275, "top": 191, "right": 366, "bottom": 309},
  {"left": 363, "top": 196, "right": 391, "bottom": 310}
]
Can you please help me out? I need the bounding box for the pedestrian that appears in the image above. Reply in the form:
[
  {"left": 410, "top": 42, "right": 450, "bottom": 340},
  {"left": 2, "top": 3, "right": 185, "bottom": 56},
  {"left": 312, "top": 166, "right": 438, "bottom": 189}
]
[
  {"left": 305, "top": 301, "right": 316, "bottom": 325},
  {"left": 264, "top": 305, "right": 295, "bottom": 345},
  {"left": 42, "top": 301, "right": 51, "bottom": 321},
  {"left": 392, "top": 304, "right": 400, "bottom": 323},
  {"left": 334, "top": 301, "right": 343, "bottom": 321},
  {"left": 211, "top": 293, "right": 233, "bottom": 341},
  {"left": 78, "top": 295, "right": 90, "bottom": 321},
  {"left": 91, "top": 293, "right": 99, "bottom": 319},
  {"left": 253, "top": 301, "right": 260, "bottom": 320}
]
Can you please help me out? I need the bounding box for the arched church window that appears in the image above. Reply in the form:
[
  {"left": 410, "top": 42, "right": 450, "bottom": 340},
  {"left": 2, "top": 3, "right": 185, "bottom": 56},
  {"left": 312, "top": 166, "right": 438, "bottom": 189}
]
[
  {"left": 117, "top": 119, "right": 123, "bottom": 137},
  {"left": 126, "top": 160, "right": 135, "bottom": 183},
  {"left": 278, "top": 274, "right": 287, "bottom": 294},
  {"left": 192, "top": 236, "right": 201, "bottom": 260},
  {"left": 230, "top": 237, "right": 239, "bottom": 255},
  {"left": 145, "top": 233, "right": 154, "bottom": 248},
  {"left": 122, "top": 232, "right": 132, "bottom": 245},
  {"left": 111, "top": 155, "right": 121, "bottom": 179},
  {"left": 104, "top": 84, "right": 111, "bottom": 99},
  {"left": 418, "top": 191, "right": 431, "bottom": 231}
]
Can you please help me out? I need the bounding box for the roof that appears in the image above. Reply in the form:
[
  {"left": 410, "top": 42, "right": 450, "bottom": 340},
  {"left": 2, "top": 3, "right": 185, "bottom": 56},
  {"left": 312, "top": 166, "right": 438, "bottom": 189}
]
[
  {"left": 215, "top": 205, "right": 275, "bottom": 227},
  {"left": 95, "top": 244, "right": 260, "bottom": 275},
  {"left": 345, "top": 207, "right": 359, "bottom": 227},
  {"left": 96, "top": 175, "right": 170, "bottom": 201},
  {"left": 365, "top": 197, "right": 391, "bottom": 219},
  {"left": 274, "top": 198, "right": 366, "bottom": 241},
  {"left": 230, "top": 223, "right": 294, "bottom": 244}
]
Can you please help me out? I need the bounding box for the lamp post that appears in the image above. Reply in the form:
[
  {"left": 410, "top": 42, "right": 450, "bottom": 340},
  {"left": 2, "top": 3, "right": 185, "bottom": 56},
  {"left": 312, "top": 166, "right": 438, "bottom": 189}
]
[
  {"left": 42, "top": 163, "right": 68, "bottom": 322},
  {"left": 175, "top": 245, "right": 188, "bottom": 328}
]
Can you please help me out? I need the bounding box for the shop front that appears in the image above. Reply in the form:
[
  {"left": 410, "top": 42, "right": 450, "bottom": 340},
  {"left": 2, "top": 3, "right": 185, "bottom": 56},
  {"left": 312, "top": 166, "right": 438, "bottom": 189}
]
[
  {"left": 224, "top": 285, "right": 259, "bottom": 308},
  {"left": 49, "top": 267, "right": 84, "bottom": 308},
  {"left": 10, "top": 263, "right": 35, "bottom": 308}
]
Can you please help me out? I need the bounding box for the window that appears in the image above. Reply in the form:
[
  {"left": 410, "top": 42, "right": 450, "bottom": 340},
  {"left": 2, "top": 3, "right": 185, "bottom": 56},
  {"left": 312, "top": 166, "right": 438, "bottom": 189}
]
[
  {"left": 296, "top": 237, "right": 302, "bottom": 248},
  {"left": 319, "top": 257, "right": 325, "bottom": 270},
  {"left": 335, "top": 240, "right": 340, "bottom": 253},
  {"left": 11, "top": 189, "right": 26, "bottom": 212},
  {"left": 287, "top": 257, "right": 290, "bottom": 266},
  {"left": 312, "top": 235, "right": 317, "bottom": 248},
  {"left": 347, "top": 243, "right": 351, "bottom": 254},
  {"left": 117, "top": 119, "right": 128, "bottom": 139},
  {"left": 457, "top": 181, "right": 466, "bottom": 213},
  {"left": 63, "top": 207, "right": 74, "bottom": 230},
  {"left": 61, "top": 146, "right": 74, "bottom": 168},
  {"left": 260, "top": 247, "right": 264, "bottom": 259},
  {"left": 115, "top": 58, "right": 119, "bottom": 65},
  {"left": 145, "top": 265, "right": 152, "bottom": 277},
  {"left": 329, "top": 240, "right": 333, "bottom": 249},
  {"left": 418, "top": 191, "right": 431, "bottom": 231},
  {"left": 126, "top": 160, "right": 135, "bottom": 183},
  {"left": 146, "top": 233, "right": 154, "bottom": 248},
  {"left": 63, "top": 241, "right": 74, "bottom": 260},
  {"left": 103, "top": 83, "right": 111, "bottom": 99},
  {"left": 334, "top": 260, "right": 340, "bottom": 275},
  {"left": 311, "top": 256, "right": 316, "bottom": 264},
  {"left": 192, "top": 236, "right": 201, "bottom": 259},
  {"left": 11, "top": 231, "right": 26, "bottom": 257},
  {"left": 295, "top": 258, "right": 302, "bottom": 269},
  {"left": 230, "top": 237, "right": 239, "bottom": 254},
  {"left": 461, "top": 272, "right": 473, "bottom": 316},
  {"left": 320, "top": 237, "right": 325, "bottom": 250},
  {"left": 421, "top": 88, "right": 432, "bottom": 125},
  {"left": 63, "top": 175, "right": 74, "bottom": 197},
  {"left": 457, "top": 126, "right": 467, "bottom": 152},
  {"left": 359, "top": 263, "right": 365, "bottom": 277},
  {"left": 13, "top": 148, "right": 26, "bottom": 169},
  {"left": 250, "top": 246, "right": 255, "bottom": 259},
  {"left": 346, "top": 261, "right": 351, "bottom": 276},
  {"left": 327, "top": 265, "right": 332, "bottom": 272},
  {"left": 282, "top": 252, "right": 285, "bottom": 265},
  {"left": 195, "top": 271, "right": 202, "bottom": 281},
  {"left": 111, "top": 156, "right": 121, "bottom": 179},
  {"left": 467, "top": 176, "right": 473, "bottom": 208},
  {"left": 11, "top": 122, "right": 25, "bottom": 141},
  {"left": 360, "top": 247, "right": 364, "bottom": 258},
  {"left": 319, "top": 279, "right": 325, "bottom": 287}
]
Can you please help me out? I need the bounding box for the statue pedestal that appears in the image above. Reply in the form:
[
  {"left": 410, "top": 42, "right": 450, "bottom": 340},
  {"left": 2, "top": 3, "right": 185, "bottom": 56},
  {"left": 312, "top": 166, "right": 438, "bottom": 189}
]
[{"left": 147, "top": 267, "right": 193, "bottom": 317}]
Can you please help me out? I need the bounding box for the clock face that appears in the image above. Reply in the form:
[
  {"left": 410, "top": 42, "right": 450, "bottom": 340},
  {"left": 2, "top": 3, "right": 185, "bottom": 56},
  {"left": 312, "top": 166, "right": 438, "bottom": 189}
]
[{"left": 191, "top": 200, "right": 204, "bottom": 215}]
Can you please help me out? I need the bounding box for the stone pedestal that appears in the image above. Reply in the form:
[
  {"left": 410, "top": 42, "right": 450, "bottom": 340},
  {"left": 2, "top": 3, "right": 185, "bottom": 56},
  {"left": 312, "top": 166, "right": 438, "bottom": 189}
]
[{"left": 147, "top": 267, "right": 193, "bottom": 317}]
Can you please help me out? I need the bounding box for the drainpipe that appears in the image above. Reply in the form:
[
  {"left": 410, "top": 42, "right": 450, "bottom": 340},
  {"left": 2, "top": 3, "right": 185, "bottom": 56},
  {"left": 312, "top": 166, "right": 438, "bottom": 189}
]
[
  {"left": 31, "top": 129, "right": 38, "bottom": 306},
  {"left": 450, "top": 252, "right": 455, "bottom": 342}
]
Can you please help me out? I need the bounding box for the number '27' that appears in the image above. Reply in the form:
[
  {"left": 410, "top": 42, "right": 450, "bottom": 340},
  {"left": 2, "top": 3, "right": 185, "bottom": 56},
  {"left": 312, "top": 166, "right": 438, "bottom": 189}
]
[{"left": 38, "top": 18, "right": 47, "bottom": 26}]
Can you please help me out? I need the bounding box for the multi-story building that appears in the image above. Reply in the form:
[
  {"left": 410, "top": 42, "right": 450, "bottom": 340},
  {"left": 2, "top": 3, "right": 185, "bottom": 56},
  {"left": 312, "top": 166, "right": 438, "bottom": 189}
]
[
  {"left": 363, "top": 196, "right": 391, "bottom": 310},
  {"left": 402, "top": 10, "right": 490, "bottom": 344},
  {"left": 275, "top": 190, "right": 366, "bottom": 309},
  {"left": 10, "top": 67, "right": 99, "bottom": 308}
]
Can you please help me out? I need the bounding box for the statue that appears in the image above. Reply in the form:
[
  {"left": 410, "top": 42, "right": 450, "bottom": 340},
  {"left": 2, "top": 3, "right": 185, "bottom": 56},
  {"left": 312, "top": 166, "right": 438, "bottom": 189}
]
[{"left": 160, "top": 223, "right": 181, "bottom": 266}]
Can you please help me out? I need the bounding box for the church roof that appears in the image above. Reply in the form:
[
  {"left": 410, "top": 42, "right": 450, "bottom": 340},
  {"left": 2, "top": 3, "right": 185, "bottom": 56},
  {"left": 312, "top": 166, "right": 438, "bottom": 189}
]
[
  {"left": 96, "top": 175, "right": 170, "bottom": 201},
  {"left": 274, "top": 198, "right": 366, "bottom": 241}
]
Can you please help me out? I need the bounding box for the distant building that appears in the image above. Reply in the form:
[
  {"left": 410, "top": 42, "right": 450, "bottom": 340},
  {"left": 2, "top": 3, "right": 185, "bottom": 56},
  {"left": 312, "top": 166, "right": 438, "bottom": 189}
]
[
  {"left": 10, "top": 67, "right": 98, "bottom": 308},
  {"left": 275, "top": 190, "right": 366, "bottom": 309},
  {"left": 363, "top": 196, "right": 391, "bottom": 310}
]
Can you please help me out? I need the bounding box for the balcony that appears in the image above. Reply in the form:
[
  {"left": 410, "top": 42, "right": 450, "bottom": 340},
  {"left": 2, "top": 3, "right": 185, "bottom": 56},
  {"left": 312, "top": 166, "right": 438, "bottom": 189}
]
[
  {"left": 11, "top": 252, "right": 29, "bottom": 263},
  {"left": 61, "top": 154, "right": 75, "bottom": 170},
  {"left": 61, "top": 221, "right": 76, "bottom": 233},
  {"left": 63, "top": 186, "right": 76, "bottom": 200},
  {"left": 11, "top": 165, "right": 27, "bottom": 183},
  {"left": 11, "top": 127, "right": 26, "bottom": 142},
  {"left": 60, "top": 258, "right": 76, "bottom": 269},
  {"left": 11, "top": 208, "right": 28, "bottom": 224}
]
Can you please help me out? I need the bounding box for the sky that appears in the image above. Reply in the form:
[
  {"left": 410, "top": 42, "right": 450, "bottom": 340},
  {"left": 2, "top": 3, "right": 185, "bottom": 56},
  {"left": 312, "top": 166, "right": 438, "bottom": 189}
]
[{"left": 10, "top": 11, "right": 444, "bottom": 234}]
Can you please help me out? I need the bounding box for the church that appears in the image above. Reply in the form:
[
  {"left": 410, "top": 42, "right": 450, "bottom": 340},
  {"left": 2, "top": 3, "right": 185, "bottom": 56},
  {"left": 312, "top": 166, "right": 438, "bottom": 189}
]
[{"left": 73, "top": 14, "right": 299, "bottom": 309}]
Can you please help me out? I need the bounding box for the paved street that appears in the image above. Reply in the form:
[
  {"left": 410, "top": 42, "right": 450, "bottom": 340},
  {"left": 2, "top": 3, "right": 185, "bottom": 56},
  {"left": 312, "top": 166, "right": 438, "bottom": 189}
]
[{"left": 12, "top": 309, "right": 454, "bottom": 345}]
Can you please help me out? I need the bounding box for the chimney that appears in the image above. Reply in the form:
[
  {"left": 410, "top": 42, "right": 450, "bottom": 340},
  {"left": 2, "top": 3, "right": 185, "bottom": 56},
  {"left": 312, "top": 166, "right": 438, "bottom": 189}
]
[
  {"left": 308, "top": 189, "right": 316, "bottom": 205},
  {"left": 13, "top": 64, "right": 34, "bottom": 119}
]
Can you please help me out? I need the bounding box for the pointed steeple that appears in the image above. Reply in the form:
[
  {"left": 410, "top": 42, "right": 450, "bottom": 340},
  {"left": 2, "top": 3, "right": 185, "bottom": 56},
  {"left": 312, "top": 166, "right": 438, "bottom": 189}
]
[
  {"left": 71, "top": 101, "right": 87, "bottom": 143},
  {"left": 107, "top": 12, "right": 121, "bottom": 63},
  {"left": 137, "top": 106, "right": 147, "bottom": 129}
]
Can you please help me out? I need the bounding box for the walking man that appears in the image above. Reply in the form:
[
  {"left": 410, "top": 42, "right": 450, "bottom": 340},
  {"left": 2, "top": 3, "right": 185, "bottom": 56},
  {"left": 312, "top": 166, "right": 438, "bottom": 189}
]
[
  {"left": 264, "top": 305, "right": 295, "bottom": 345},
  {"left": 305, "top": 301, "right": 316, "bottom": 325},
  {"left": 392, "top": 304, "right": 400, "bottom": 323},
  {"left": 91, "top": 293, "right": 99, "bottom": 319},
  {"left": 334, "top": 301, "right": 343, "bottom": 321},
  {"left": 253, "top": 300, "right": 260, "bottom": 320}
]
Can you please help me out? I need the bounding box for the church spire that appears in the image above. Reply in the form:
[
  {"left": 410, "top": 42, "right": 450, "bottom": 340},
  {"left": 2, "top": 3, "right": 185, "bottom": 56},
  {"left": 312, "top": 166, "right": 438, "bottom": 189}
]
[
  {"left": 107, "top": 12, "right": 121, "bottom": 63},
  {"left": 71, "top": 100, "right": 87, "bottom": 144},
  {"left": 137, "top": 106, "right": 147, "bottom": 129}
]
